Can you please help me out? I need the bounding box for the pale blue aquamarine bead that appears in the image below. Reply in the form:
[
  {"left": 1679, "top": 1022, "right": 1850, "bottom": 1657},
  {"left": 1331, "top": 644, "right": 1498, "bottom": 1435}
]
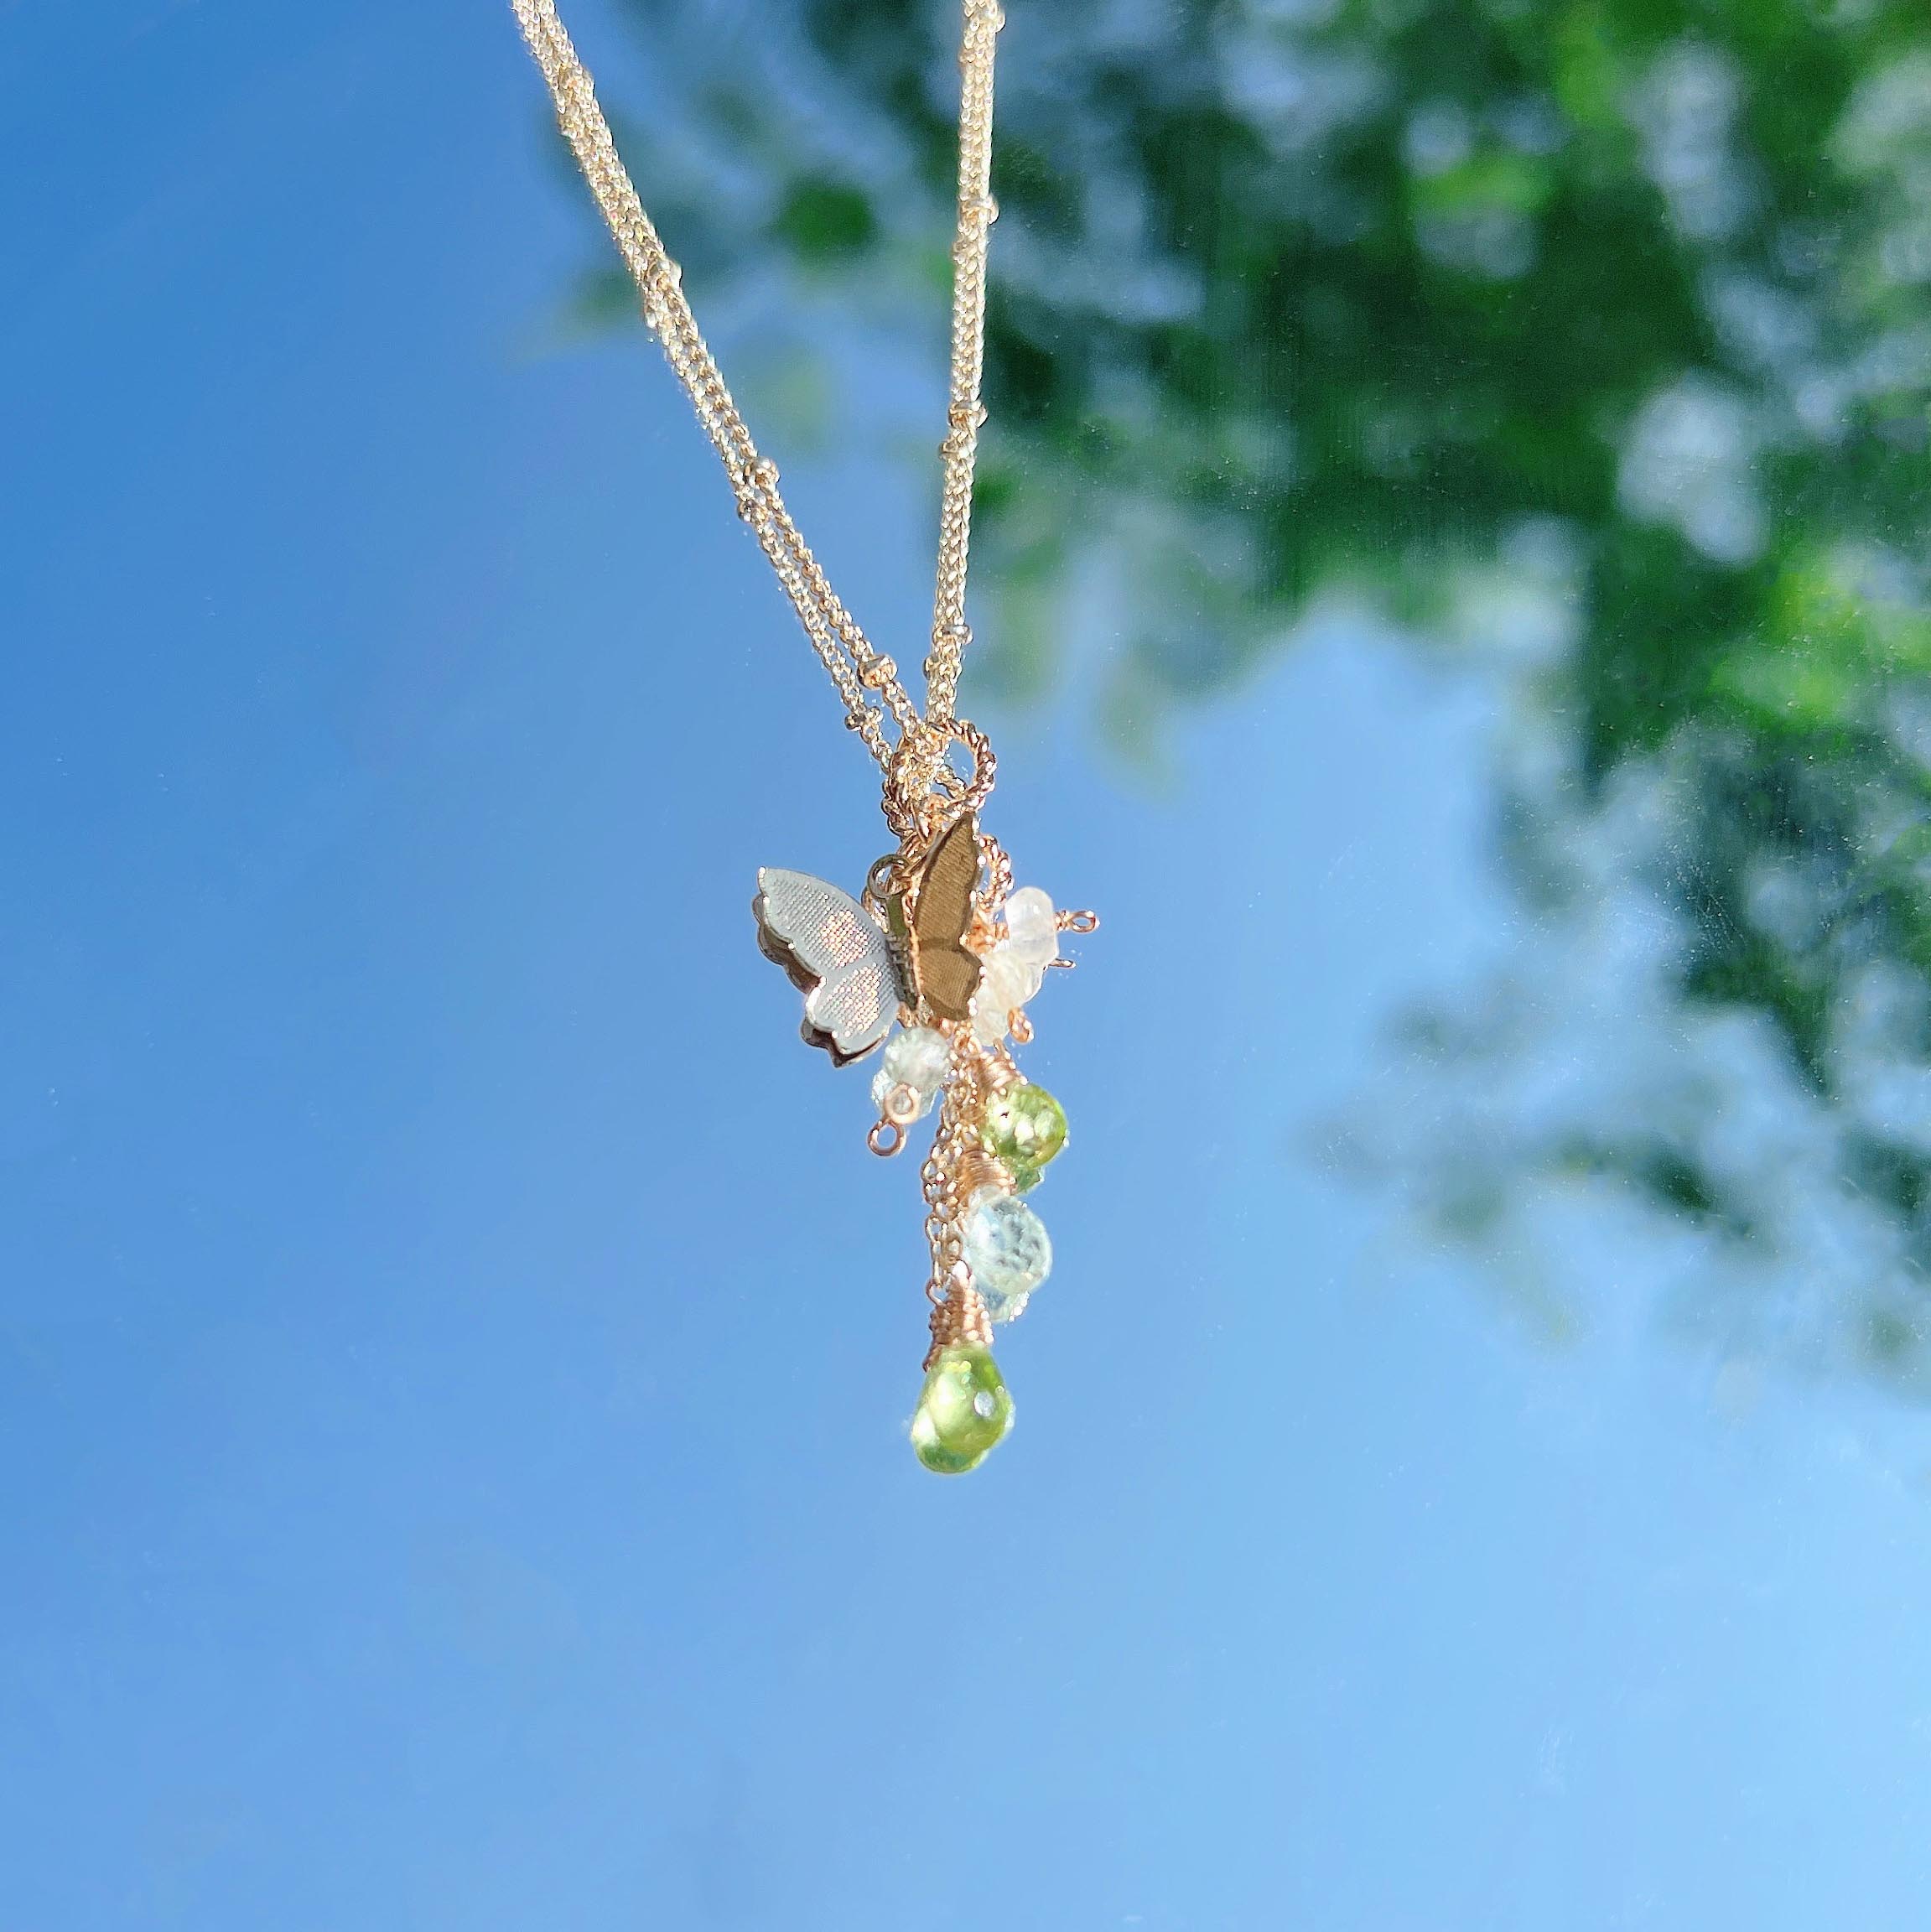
[
  {"left": 884, "top": 1026, "right": 950, "bottom": 1093},
  {"left": 962, "top": 1188, "right": 1052, "bottom": 1322},
  {"left": 873, "top": 1026, "right": 951, "bottom": 1120}
]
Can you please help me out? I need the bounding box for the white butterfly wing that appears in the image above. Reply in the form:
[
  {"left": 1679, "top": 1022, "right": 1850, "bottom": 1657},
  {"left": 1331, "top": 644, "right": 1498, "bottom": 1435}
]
[{"left": 753, "top": 868, "right": 907, "bottom": 1064}]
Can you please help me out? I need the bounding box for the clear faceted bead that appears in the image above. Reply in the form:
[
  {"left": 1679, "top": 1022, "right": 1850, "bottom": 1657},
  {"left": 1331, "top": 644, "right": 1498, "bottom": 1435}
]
[
  {"left": 963, "top": 1188, "right": 1052, "bottom": 1321},
  {"left": 883, "top": 1026, "right": 951, "bottom": 1095}
]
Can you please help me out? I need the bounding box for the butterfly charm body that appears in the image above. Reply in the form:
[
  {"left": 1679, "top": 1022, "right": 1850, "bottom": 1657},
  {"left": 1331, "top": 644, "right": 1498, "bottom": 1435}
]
[{"left": 754, "top": 813, "right": 984, "bottom": 1063}]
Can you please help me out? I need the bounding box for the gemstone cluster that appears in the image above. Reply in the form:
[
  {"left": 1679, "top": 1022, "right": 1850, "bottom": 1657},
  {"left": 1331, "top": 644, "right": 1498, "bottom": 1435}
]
[
  {"left": 889, "top": 878, "right": 1077, "bottom": 1472},
  {"left": 755, "top": 820, "right": 1088, "bottom": 1476}
]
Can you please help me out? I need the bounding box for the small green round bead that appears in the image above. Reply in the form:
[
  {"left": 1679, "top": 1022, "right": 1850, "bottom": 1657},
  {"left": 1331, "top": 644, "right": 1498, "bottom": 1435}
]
[
  {"left": 910, "top": 1345, "right": 1015, "bottom": 1474},
  {"left": 979, "top": 1081, "right": 1067, "bottom": 1178}
]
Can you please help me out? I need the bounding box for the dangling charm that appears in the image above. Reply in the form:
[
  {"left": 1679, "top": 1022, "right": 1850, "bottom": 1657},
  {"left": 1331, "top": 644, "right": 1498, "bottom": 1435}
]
[
  {"left": 753, "top": 789, "right": 1095, "bottom": 1472},
  {"left": 961, "top": 1189, "right": 1051, "bottom": 1322},
  {"left": 911, "top": 1344, "right": 1014, "bottom": 1473}
]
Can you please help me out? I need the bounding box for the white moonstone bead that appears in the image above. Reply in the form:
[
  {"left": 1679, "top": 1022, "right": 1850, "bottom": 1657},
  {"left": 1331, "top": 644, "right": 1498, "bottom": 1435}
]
[
  {"left": 962, "top": 1188, "right": 1052, "bottom": 1322},
  {"left": 971, "top": 945, "right": 1036, "bottom": 1046},
  {"left": 985, "top": 947, "right": 1036, "bottom": 1013},
  {"left": 1003, "top": 886, "right": 1059, "bottom": 971},
  {"left": 883, "top": 1026, "right": 950, "bottom": 1096}
]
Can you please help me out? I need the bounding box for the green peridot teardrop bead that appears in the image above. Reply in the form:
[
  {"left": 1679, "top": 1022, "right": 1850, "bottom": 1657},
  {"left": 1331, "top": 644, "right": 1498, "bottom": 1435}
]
[
  {"left": 980, "top": 1081, "right": 1067, "bottom": 1177},
  {"left": 910, "top": 1346, "right": 1015, "bottom": 1474}
]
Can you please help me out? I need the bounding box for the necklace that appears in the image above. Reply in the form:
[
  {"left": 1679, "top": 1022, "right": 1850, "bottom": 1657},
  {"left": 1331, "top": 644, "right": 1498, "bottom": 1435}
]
[{"left": 511, "top": 0, "right": 1094, "bottom": 1474}]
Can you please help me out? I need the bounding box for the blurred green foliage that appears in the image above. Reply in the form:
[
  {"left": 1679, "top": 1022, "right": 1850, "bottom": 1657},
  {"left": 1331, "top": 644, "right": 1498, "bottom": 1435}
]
[{"left": 582, "top": 0, "right": 1931, "bottom": 1387}]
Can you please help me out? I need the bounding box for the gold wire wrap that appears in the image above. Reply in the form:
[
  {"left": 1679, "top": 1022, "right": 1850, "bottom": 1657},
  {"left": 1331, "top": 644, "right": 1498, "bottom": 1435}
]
[
  {"left": 953, "top": 1146, "right": 1012, "bottom": 1202},
  {"left": 927, "top": 1279, "right": 994, "bottom": 1367}
]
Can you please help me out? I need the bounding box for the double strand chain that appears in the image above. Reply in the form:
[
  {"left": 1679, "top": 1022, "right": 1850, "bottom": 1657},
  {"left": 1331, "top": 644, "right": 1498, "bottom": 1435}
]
[{"left": 510, "top": 0, "right": 1004, "bottom": 812}]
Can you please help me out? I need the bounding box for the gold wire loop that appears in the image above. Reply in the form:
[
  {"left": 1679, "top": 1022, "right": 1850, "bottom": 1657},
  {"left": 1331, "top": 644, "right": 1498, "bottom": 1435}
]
[
  {"left": 952, "top": 720, "right": 997, "bottom": 812},
  {"left": 884, "top": 718, "right": 997, "bottom": 842},
  {"left": 868, "top": 1118, "right": 907, "bottom": 1158}
]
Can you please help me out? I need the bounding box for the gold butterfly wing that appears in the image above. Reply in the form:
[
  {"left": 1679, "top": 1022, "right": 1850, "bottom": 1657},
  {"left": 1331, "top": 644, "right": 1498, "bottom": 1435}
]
[{"left": 907, "top": 813, "right": 983, "bottom": 1023}]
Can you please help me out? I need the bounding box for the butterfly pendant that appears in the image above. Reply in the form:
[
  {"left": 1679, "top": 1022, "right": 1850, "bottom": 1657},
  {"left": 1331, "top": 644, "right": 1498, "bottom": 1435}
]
[{"left": 753, "top": 813, "right": 984, "bottom": 1065}]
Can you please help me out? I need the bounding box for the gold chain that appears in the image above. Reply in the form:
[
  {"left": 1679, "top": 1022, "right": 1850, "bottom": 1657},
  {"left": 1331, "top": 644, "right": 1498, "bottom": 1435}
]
[
  {"left": 924, "top": 0, "right": 1003, "bottom": 734},
  {"left": 510, "top": 0, "right": 1004, "bottom": 807}
]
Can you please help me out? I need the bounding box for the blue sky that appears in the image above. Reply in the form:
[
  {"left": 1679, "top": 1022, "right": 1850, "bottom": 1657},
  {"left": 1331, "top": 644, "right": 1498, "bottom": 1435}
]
[{"left": 3, "top": 3, "right": 1930, "bottom": 1927}]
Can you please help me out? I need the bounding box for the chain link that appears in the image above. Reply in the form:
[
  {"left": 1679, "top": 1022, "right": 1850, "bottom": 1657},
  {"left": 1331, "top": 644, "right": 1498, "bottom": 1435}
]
[
  {"left": 924, "top": 0, "right": 1004, "bottom": 734},
  {"left": 511, "top": 0, "right": 1001, "bottom": 803}
]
